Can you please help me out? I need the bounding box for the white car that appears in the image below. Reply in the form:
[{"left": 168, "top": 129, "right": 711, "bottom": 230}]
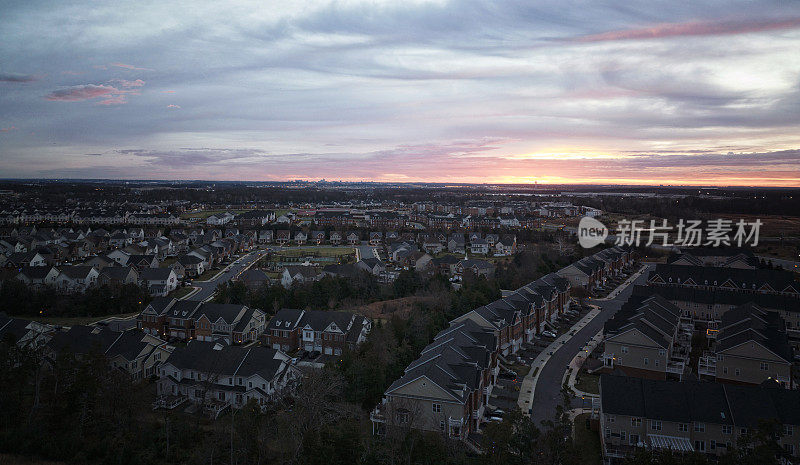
[{"left": 542, "top": 330, "right": 557, "bottom": 338}]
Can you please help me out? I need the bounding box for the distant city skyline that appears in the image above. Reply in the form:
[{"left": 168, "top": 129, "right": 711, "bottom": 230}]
[{"left": 1, "top": 1, "right": 799, "bottom": 186}]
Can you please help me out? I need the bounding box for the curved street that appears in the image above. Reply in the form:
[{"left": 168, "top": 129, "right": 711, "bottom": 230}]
[{"left": 529, "top": 264, "right": 653, "bottom": 426}]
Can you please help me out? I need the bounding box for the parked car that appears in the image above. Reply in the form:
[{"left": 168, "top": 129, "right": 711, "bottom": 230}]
[{"left": 542, "top": 330, "right": 557, "bottom": 338}]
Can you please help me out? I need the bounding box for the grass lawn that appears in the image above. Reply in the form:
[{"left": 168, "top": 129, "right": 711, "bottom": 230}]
[
  {"left": 195, "top": 267, "right": 222, "bottom": 281},
  {"left": 574, "top": 372, "right": 599, "bottom": 394},
  {"left": 30, "top": 311, "right": 140, "bottom": 327},
  {"left": 169, "top": 286, "right": 196, "bottom": 299},
  {"left": 274, "top": 247, "right": 355, "bottom": 257},
  {"left": 573, "top": 413, "right": 602, "bottom": 465},
  {"left": 159, "top": 257, "right": 177, "bottom": 267}
]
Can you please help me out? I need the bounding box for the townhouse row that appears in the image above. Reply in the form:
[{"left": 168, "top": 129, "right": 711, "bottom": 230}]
[
  {"left": 600, "top": 375, "right": 800, "bottom": 461},
  {"left": 371, "top": 246, "right": 635, "bottom": 440}
]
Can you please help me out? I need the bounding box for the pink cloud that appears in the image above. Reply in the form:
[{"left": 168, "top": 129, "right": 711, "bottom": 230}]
[
  {"left": 111, "top": 79, "right": 145, "bottom": 88},
  {"left": 1, "top": 126, "right": 17, "bottom": 132},
  {"left": 98, "top": 95, "right": 128, "bottom": 105},
  {"left": 45, "top": 78, "right": 146, "bottom": 105},
  {"left": 45, "top": 84, "right": 118, "bottom": 101},
  {"left": 167, "top": 104, "right": 181, "bottom": 109},
  {"left": 574, "top": 17, "right": 800, "bottom": 42},
  {"left": 110, "top": 62, "right": 153, "bottom": 71}
]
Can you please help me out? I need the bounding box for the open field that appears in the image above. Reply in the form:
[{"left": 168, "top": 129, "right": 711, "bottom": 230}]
[
  {"left": 29, "top": 311, "right": 140, "bottom": 327},
  {"left": 272, "top": 247, "right": 355, "bottom": 257}
]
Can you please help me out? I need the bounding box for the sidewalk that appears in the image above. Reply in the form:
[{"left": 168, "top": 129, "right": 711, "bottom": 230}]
[
  {"left": 565, "top": 329, "right": 603, "bottom": 398},
  {"left": 595, "top": 263, "right": 647, "bottom": 301}
]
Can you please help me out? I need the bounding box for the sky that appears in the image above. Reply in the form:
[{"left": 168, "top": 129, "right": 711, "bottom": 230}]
[{"left": 1, "top": 0, "right": 800, "bottom": 186}]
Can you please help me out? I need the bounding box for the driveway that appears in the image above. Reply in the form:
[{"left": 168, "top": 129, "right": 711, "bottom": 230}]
[{"left": 528, "top": 264, "right": 653, "bottom": 426}]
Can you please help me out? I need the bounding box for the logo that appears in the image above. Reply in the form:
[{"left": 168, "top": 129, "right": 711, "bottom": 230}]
[{"left": 578, "top": 216, "right": 608, "bottom": 248}]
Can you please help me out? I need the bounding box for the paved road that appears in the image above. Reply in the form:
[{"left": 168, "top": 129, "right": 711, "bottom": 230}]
[
  {"left": 186, "top": 249, "right": 266, "bottom": 302},
  {"left": 530, "top": 264, "right": 654, "bottom": 426}
]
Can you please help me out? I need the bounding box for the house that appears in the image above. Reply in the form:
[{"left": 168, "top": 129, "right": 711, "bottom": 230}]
[
  {"left": 194, "top": 303, "right": 266, "bottom": 344},
  {"left": 371, "top": 319, "right": 497, "bottom": 439},
  {"left": 447, "top": 234, "right": 466, "bottom": 254},
  {"left": 356, "top": 257, "right": 385, "bottom": 276},
  {"left": 106, "top": 249, "right": 131, "bottom": 266},
  {"left": 54, "top": 266, "right": 100, "bottom": 292},
  {"left": 469, "top": 238, "right": 489, "bottom": 255},
  {"left": 602, "top": 295, "right": 692, "bottom": 380},
  {"left": 495, "top": 236, "right": 517, "bottom": 256},
  {"left": 206, "top": 212, "right": 235, "bottom": 225},
  {"left": 15, "top": 265, "right": 60, "bottom": 288},
  {"left": 238, "top": 269, "right": 271, "bottom": 290},
  {"left": 83, "top": 254, "right": 117, "bottom": 270},
  {"left": 5, "top": 251, "right": 46, "bottom": 268},
  {"left": 698, "top": 303, "right": 792, "bottom": 388},
  {"left": 322, "top": 263, "right": 362, "bottom": 278},
  {"left": 156, "top": 342, "right": 300, "bottom": 416},
  {"left": 369, "top": 231, "right": 383, "bottom": 246},
  {"left": 311, "top": 230, "right": 326, "bottom": 245},
  {"left": 258, "top": 229, "right": 274, "bottom": 243},
  {"left": 140, "top": 267, "right": 178, "bottom": 296},
  {"left": 46, "top": 326, "right": 170, "bottom": 380},
  {"left": 454, "top": 259, "right": 495, "bottom": 279},
  {"left": 276, "top": 230, "right": 291, "bottom": 246},
  {"left": 0, "top": 313, "right": 53, "bottom": 348},
  {"left": 347, "top": 231, "right": 360, "bottom": 245},
  {"left": 98, "top": 266, "right": 139, "bottom": 286},
  {"left": 177, "top": 254, "right": 205, "bottom": 277},
  {"left": 281, "top": 265, "right": 323, "bottom": 288},
  {"left": 430, "top": 254, "right": 460, "bottom": 276},
  {"left": 648, "top": 264, "right": 800, "bottom": 297},
  {"left": 294, "top": 231, "right": 307, "bottom": 245},
  {"left": 233, "top": 210, "right": 275, "bottom": 227},
  {"left": 264, "top": 308, "right": 370, "bottom": 354},
  {"left": 422, "top": 239, "right": 444, "bottom": 255},
  {"left": 599, "top": 375, "right": 800, "bottom": 460},
  {"left": 329, "top": 231, "right": 343, "bottom": 245}
]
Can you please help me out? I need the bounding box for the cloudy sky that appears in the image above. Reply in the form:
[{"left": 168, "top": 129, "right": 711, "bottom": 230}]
[{"left": 1, "top": 0, "right": 800, "bottom": 186}]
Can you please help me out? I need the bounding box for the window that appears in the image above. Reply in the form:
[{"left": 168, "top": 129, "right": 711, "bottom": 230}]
[
  {"left": 655, "top": 359, "right": 659, "bottom": 367},
  {"left": 740, "top": 427, "right": 748, "bottom": 435},
  {"left": 631, "top": 417, "right": 642, "bottom": 427},
  {"left": 605, "top": 429, "right": 611, "bottom": 439},
  {"left": 722, "top": 425, "right": 732, "bottom": 435},
  {"left": 621, "top": 346, "right": 628, "bottom": 354},
  {"left": 695, "top": 440, "right": 705, "bottom": 452},
  {"left": 760, "top": 362, "right": 769, "bottom": 371},
  {"left": 629, "top": 434, "right": 639, "bottom": 445},
  {"left": 607, "top": 415, "right": 615, "bottom": 424},
  {"left": 440, "top": 421, "right": 445, "bottom": 431},
  {"left": 644, "top": 357, "right": 649, "bottom": 366},
  {"left": 650, "top": 420, "right": 662, "bottom": 431},
  {"left": 723, "top": 367, "right": 728, "bottom": 374},
  {"left": 784, "top": 444, "right": 795, "bottom": 455},
  {"left": 659, "top": 349, "right": 666, "bottom": 356},
  {"left": 735, "top": 368, "right": 740, "bottom": 376},
  {"left": 694, "top": 422, "right": 705, "bottom": 433},
  {"left": 710, "top": 440, "right": 716, "bottom": 451},
  {"left": 432, "top": 403, "right": 441, "bottom": 413},
  {"left": 679, "top": 423, "right": 688, "bottom": 432},
  {"left": 620, "top": 431, "right": 626, "bottom": 441},
  {"left": 785, "top": 425, "right": 794, "bottom": 436}
]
